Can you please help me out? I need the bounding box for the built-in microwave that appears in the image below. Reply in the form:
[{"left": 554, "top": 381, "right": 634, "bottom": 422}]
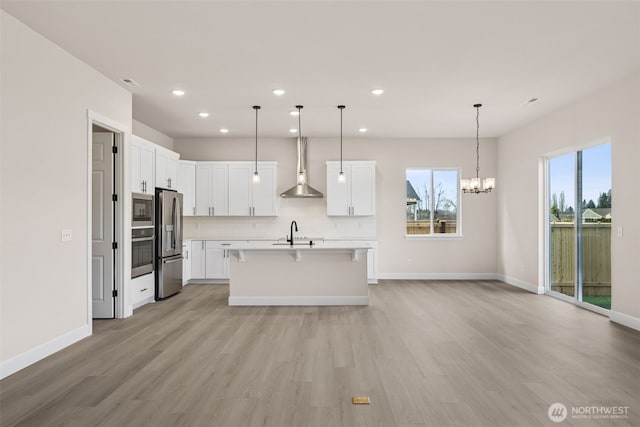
[{"left": 132, "top": 193, "right": 153, "bottom": 227}]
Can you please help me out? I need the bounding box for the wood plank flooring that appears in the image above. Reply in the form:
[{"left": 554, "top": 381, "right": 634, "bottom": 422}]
[{"left": 2, "top": 280, "right": 639, "bottom": 426}]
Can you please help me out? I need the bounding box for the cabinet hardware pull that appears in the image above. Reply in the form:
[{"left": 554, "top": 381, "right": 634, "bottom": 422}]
[{"left": 141, "top": 288, "right": 147, "bottom": 292}]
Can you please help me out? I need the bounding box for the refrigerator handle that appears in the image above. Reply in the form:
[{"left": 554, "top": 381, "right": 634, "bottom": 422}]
[{"left": 171, "top": 197, "right": 177, "bottom": 250}]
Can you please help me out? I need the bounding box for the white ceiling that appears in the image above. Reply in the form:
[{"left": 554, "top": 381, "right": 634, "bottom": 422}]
[{"left": 3, "top": 1, "right": 640, "bottom": 139}]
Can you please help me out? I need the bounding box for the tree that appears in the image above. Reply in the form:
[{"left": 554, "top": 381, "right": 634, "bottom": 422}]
[
  {"left": 597, "top": 190, "right": 612, "bottom": 208},
  {"left": 586, "top": 199, "right": 596, "bottom": 209},
  {"left": 558, "top": 191, "right": 566, "bottom": 214}
]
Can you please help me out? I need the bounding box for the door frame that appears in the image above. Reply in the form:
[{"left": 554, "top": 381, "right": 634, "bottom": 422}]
[{"left": 87, "top": 110, "right": 130, "bottom": 323}]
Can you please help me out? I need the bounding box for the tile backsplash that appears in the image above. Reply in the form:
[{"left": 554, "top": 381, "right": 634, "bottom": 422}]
[{"left": 183, "top": 198, "right": 376, "bottom": 240}]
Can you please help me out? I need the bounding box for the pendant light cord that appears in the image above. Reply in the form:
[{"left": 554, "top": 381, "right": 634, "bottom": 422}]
[
  {"left": 475, "top": 104, "right": 481, "bottom": 179},
  {"left": 339, "top": 105, "right": 345, "bottom": 173},
  {"left": 253, "top": 105, "right": 260, "bottom": 173}
]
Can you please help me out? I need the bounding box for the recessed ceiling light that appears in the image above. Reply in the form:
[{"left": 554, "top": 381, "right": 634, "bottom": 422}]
[
  {"left": 289, "top": 128, "right": 298, "bottom": 133},
  {"left": 289, "top": 110, "right": 299, "bottom": 116},
  {"left": 358, "top": 128, "right": 368, "bottom": 133},
  {"left": 272, "top": 89, "right": 286, "bottom": 96},
  {"left": 219, "top": 128, "right": 229, "bottom": 133},
  {"left": 371, "top": 89, "right": 384, "bottom": 96},
  {"left": 198, "top": 112, "right": 209, "bottom": 118},
  {"left": 172, "top": 89, "right": 185, "bottom": 96}
]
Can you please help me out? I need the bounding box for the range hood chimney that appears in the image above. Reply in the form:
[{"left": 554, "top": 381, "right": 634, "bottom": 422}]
[
  {"left": 281, "top": 105, "right": 324, "bottom": 198},
  {"left": 280, "top": 136, "right": 324, "bottom": 198}
]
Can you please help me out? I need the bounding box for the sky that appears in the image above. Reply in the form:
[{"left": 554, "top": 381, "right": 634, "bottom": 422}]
[
  {"left": 406, "top": 169, "right": 458, "bottom": 211},
  {"left": 549, "top": 143, "right": 611, "bottom": 210}
]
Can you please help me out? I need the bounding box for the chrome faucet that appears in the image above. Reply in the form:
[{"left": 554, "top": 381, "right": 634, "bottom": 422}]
[{"left": 287, "top": 220, "right": 298, "bottom": 245}]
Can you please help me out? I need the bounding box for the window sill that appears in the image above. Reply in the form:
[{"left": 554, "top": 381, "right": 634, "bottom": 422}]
[{"left": 405, "top": 234, "right": 463, "bottom": 240}]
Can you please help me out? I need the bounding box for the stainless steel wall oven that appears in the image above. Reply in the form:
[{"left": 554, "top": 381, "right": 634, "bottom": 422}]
[{"left": 131, "top": 227, "right": 154, "bottom": 278}]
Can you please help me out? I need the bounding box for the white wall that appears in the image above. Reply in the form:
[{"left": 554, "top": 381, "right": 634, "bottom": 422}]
[
  {"left": 497, "top": 72, "right": 640, "bottom": 322},
  {"left": 132, "top": 119, "right": 174, "bottom": 150},
  {"left": 176, "top": 135, "right": 498, "bottom": 277},
  {"left": 0, "top": 11, "right": 132, "bottom": 369}
]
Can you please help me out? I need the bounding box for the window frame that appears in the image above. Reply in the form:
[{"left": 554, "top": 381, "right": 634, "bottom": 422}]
[{"left": 405, "top": 167, "right": 463, "bottom": 239}]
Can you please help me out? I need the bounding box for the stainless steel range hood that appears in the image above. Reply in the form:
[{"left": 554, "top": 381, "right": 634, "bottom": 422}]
[{"left": 280, "top": 136, "right": 324, "bottom": 198}]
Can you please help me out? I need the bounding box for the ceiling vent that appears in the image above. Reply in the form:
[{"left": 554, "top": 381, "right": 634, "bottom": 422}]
[{"left": 119, "top": 78, "right": 141, "bottom": 88}]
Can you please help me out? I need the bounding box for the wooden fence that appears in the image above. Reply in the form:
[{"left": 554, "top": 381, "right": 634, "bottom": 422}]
[
  {"left": 550, "top": 223, "right": 611, "bottom": 296},
  {"left": 407, "top": 220, "right": 457, "bottom": 235}
]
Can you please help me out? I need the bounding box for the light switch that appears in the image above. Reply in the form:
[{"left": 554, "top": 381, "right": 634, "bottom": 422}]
[
  {"left": 61, "top": 229, "right": 73, "bottom": 242},
  {"left": 617, "top": 226, "right": 623, "bottom": 237}
]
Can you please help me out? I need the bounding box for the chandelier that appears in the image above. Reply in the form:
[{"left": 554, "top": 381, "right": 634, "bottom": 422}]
[{"left": 461, "top": 103, "right": 495, "bottom": 194}]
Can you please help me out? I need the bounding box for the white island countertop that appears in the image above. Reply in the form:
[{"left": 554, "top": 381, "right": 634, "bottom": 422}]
[{"left": 228, "top": 241, "right": 372, "bottom": 262}]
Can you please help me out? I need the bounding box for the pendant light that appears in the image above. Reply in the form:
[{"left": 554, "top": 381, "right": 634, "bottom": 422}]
[
  {"left": 337, "top": 105, "right": 346, "bottom": 183},
  {"left": 461, "top": 103, "right": 495, "bottom": 194},
  {"left": 252, "top": 105, "right": 260, "bottom": 184}
]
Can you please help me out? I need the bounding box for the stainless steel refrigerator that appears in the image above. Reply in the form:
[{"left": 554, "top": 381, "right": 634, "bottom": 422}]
[{"left": 155, "top": 189, "right": 183, "bottom": 299}]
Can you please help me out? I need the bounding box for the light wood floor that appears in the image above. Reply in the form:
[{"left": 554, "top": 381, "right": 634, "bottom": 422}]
[{"left": 2, "top": 281, "right": 639, "bottom": 427}]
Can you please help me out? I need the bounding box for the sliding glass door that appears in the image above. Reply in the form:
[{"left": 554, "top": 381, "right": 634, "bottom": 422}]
[{"left": 547, "top": 143, "right": 612, "bottom": 310}]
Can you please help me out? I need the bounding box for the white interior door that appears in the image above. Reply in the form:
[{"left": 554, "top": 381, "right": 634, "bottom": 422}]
[{"left": 92, "top": 132, "right": 115, "bottom": 318}]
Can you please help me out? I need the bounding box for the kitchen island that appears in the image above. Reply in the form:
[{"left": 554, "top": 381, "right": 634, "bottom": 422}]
[{"left": 227, "top": 241, "right": 370, "bottom": 306}]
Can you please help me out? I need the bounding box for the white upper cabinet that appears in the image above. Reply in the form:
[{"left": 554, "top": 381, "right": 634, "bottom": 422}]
[
  {"left": 228, "top": 162, "right": 278, "bottom": 216},
  {"left": 195, "top": 162, "right": 228, "bottom": 216},
  {"left": 177, "top": 161, "right": 196, "bottom": 216},
  {"left": 131, "top": 135, "right": 155, "bottom": 194},
  {"left": 326, "top": 161, "right": 376, "bottom": 216},
  {"left": 156, "top": 147, "right": 179, "bottom": 190}
]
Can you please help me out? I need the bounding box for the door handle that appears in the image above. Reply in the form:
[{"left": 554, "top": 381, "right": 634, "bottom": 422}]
[{"left": 168, "top": 178, "right": 172, "bottom": 188}]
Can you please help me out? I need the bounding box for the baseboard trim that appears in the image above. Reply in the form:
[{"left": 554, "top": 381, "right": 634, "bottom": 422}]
[
  {"left": 132, "top": 296, "right": 155, "bottom": 311},
  {"left": 229, "top": 296, "right": 369, "bottom": 306},
  {"left": 0, "top": 324, "right": 91, "bottom": 379},
  {"left": 496, "top": 274, "right": 543, "bottom": 294},
  {"left": 377, "top": 273, "right": 497, "bottom": 281},
  {"left": 610, "top": 310, "right": 640, "bottom": 332}
]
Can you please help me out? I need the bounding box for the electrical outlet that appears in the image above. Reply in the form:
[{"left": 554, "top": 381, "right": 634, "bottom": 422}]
[{"left": 61, "top": 229, "right": 73, "bottom": 242}]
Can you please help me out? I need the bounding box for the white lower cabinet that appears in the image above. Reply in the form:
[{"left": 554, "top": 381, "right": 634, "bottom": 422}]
[
  {"left": 205, "top": 242, "right": 229, "bottom": 279},
  {"left": 190, "top": 240, "right": 230, "bottom": 280},
  {"left": 182, "top": 241, "right": 191, "bottom": 285},
  {"left": 131, "top": 273, "right": 155, "bottom": 309}
]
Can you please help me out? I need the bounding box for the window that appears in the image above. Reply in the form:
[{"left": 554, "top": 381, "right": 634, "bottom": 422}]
[{"left": 406, "top": 169, "right": 460, "bottom": 236}]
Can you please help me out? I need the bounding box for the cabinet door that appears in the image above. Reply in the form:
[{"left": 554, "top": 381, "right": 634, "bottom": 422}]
[
  {"left": 205, "top": 243, "right": 227, "bottom": 279},
  {"left": 228, "top": 164, "right": 252, "bottom": 216},
  {"left": 326, "top": 162, "right": 350, "bottom": 216},
  {"left": 211, "top": 164, "right": 228, "bottom": 216},
  {"left": 155, "top": 150, "right": 168, "bottom": 189},
  {"left": 131, "top": 141, "right": 142, "bottom": 193},
  {"left": 166, "top": 154, "right": 178, "bottom": 190},
  {"left": 190, "top": 240, "right": 206, "bottom": 279},
  {"left": 252, "top": 164, "right": 277, "bottom": 216},
  {"left": 350, "top": 163, "right": 376, "bottom": 216},
  {"left": 367, "top": 248, "right": 377, "bottom": 282},
  {"left": 140, "top": 144, "right": 155, "bottom": 193},
  {"left": 195, "top": 165, "right": 212, "bottom": 216},
  {"left": 182, "top": 243, "right": 191, "bottom": 285},
  {"left": 177, "top": 162, "right": 196, "bottom": 216}
]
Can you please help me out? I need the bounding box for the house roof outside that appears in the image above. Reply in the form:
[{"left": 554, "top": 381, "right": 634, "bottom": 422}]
[
  {"left": 406, "top": 181, "right": 421, "bottom": 206},
  {"left": 583, "top": 208, "right": 612, "bottom": 220}
]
